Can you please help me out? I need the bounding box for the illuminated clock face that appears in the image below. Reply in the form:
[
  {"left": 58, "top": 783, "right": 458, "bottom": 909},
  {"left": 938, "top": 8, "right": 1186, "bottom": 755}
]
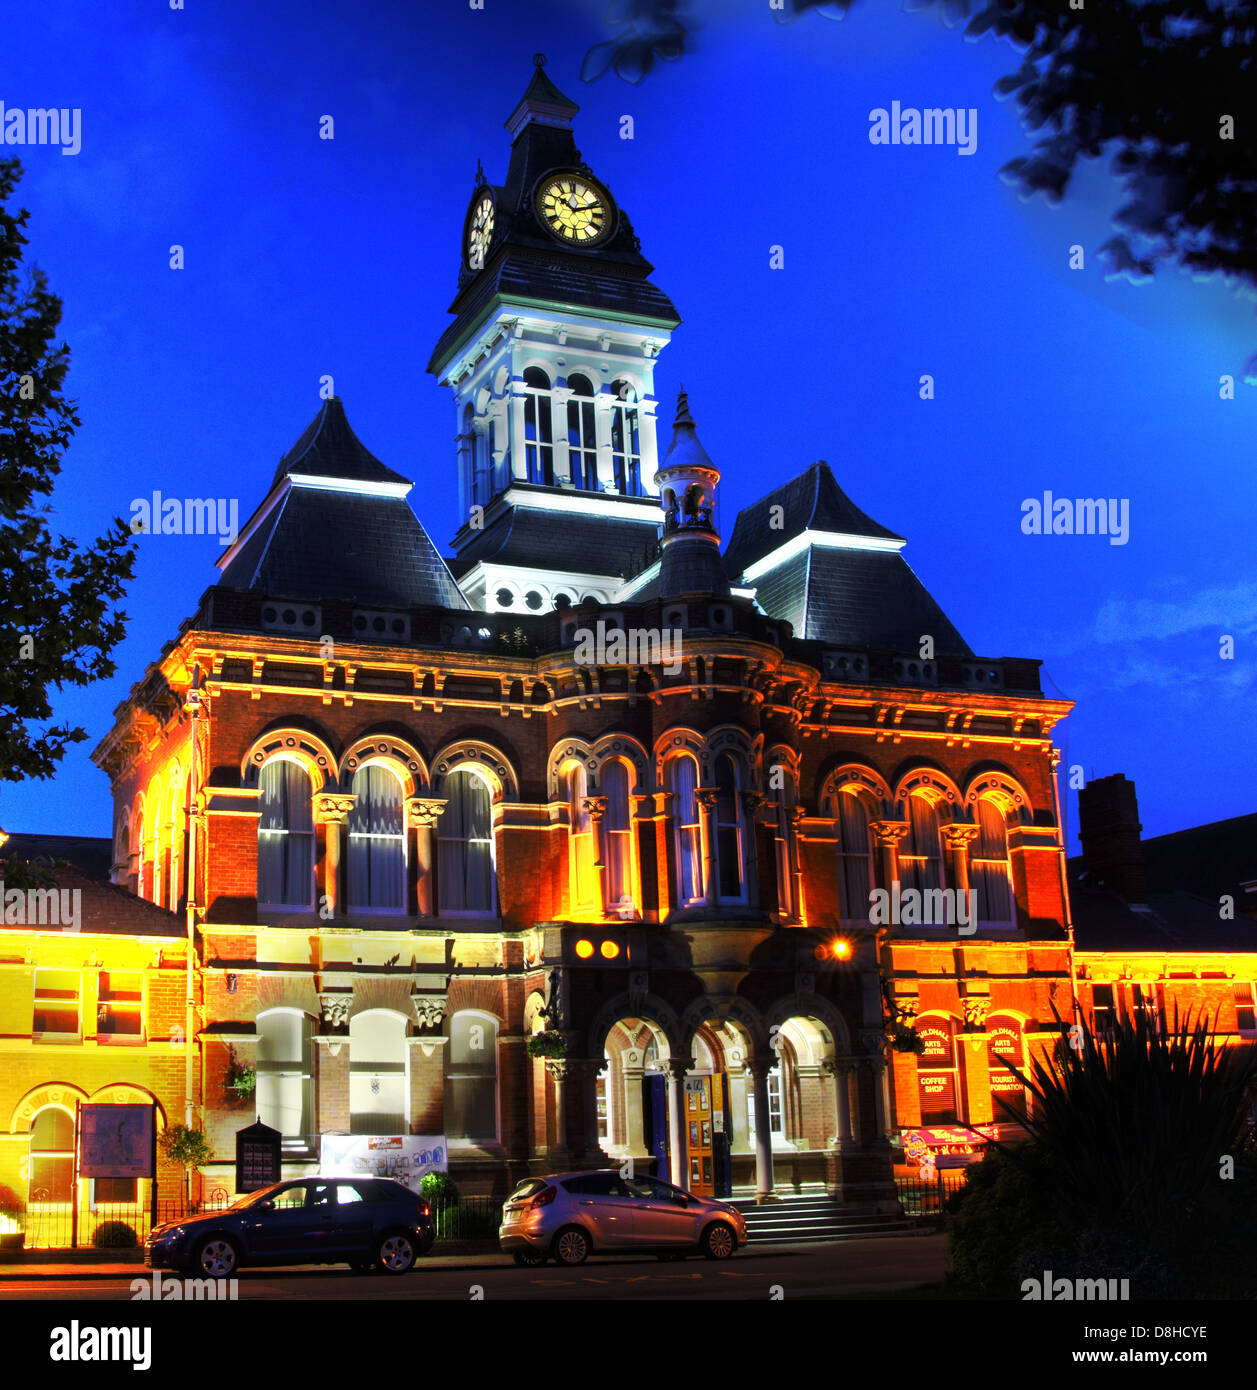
[
  {"left": 466, "top": 193, "right": 495, "bottom": 271},
  {"left": 536, "top": 173, "right": 612, "bottom": 246}
]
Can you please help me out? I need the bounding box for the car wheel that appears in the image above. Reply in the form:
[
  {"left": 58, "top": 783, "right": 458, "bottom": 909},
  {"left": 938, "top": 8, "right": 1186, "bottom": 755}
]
[
  {"left": 512, "top": 1248, "right": 547, "bottom": 1268},
  {"left": 552, "top": 1226, "right": 590, "bottom": 1267},
  {"left": 702, "top": 1222, "right": 737, "bottom": 1260},
  {"left": 194, "top": 1236, "right": 238, "bottom": 1278},
  {"left": 376, "top": 1232, "right": 417, "bottom": 1275}
]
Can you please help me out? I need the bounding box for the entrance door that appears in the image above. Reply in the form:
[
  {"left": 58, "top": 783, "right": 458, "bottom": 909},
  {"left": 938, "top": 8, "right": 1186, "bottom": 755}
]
[
  {"left": 643, "top": 1073, "right": 669, "bottom": 1177},
  {"left": 685, "top": 1076, "right": 714, "bottom": 1196}
]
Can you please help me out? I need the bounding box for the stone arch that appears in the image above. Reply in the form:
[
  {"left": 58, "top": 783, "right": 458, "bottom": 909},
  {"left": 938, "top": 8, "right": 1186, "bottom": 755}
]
[
  {"left": 431, "top": 738, "right": 519, "bottom": 802},
  {"left": 680, "top": 995, "right": 767, "bottom": 1055},
  {"left": 653, "top": 727, "right": 706, "bottom": 786},
  {"left": 9, "top": 1082, "right": 89, "bottom": 1135},
  {"left": 547, "top": 737, "right": 597, "bottom": 802},
  {"left": 891, "top": 765, "right": 965, "bottom": 819},
  {"left": 588, "top": 992, "right": 684, "bottom": 1060},
  {"left": 764, "top": 992, "right": 852, "bottom": 1056},
  {"left": 818, "top": 761, "right": 894, "bottom": 817},
  {"left": 242, "top": 726, "right": 338, "bottom": 792},
  {"left": 89, "top": 1083, "right": 169, "bottom": 1127},
  {"left": 963, "top": 768, "right": 1035, "bottom": 825},
  {"left": 590, "top": 733, "right": 651, "bottom": 793},
  {"left": 342, "top": 732, "right": 430, "bottom": 797},
  {"left": 705, "top": 724, "right": 762, "bottom": 784}
]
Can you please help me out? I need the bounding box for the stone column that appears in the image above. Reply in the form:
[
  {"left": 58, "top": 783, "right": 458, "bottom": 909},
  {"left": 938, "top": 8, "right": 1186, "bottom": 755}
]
[
  {"left": 695, "top": 789, "right": 719, "bottom": 906},
  {"left": 941, "top": 822, "right": 979, "bottom": 907},
  {"left": 740, "top": 791, "right": 765, "bottom": 908},
  {"left": 745, "top": 1054, "right": 777, "bottom": 1202},
  {"left": 594, "top": 392, "right": 614, "bottom": 492},
  {"left": 552, "top": 382, "right": 573, "bottom": 485},
  {"left": 581, "top": 795, "right": 609, "bottom": 919},
  {"left": 822, "top": 1058, "right": 855, "bottom": 1146},
  {"left": 786, "top": 805, "right": 805, "bottom": 923},
  {"left": 407, "top": 797, "right": 447, "bottom": 918},
  {"left": 567, "top": 1056, "right": 609, "bottom": 1164},
  {"left": 509, "top": 384, "right": 528, "bottom": 483},
  {"left": 869, "top": 820, "right": 910, "bottom": 892},
  {"left": 621, "top": 1055, "right": 646, "bottom": 1155},
  {"left": 313, "top": 795, "right": 354, "bottom": 919},
  {"left": 545, "top": 1059, "right": 575, "bottom": 1161},
  {"left": 660, "top": 1058, "right": 691, "bottom": 1187},
  {"left": 860, "top": 1029, "right": 891, "bottom": 1139}
]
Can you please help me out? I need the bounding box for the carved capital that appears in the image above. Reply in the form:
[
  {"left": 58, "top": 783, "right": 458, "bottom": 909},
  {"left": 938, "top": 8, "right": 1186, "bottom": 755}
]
[
  {"left": 963, "top": 997, "right": 990, "bottom": 1029},
  {"left": 580, "top": 795, "right": 609, "bottom": 823},
  {"left": 859, "top": 1027, "right": 889, "bottom": 1060},
  {"left": 406, "top": 797, "right": 448, "bottom": 829},
  {"left": 785, "top": 805, "right": 806, "bottom": 829},
  {"left": 740, "top": 790, "right": 766, "bottom": 816},
  {"left": 319, "top": 993, "right": 351, "bottom": 1031},
  {"left": 868, "top": 820, "right": 910, "bottom": 847},
  {"left": 313, "top": 795, "right": 356, "bottom": 825},
  {"left": 694, "top": 789, "right": 720, "bottom": 813},
  {"left": 659, "top": 1058, "right": 692, "bottom": 1083},
  {"left": 411, "top": 994, "right": 448, "bottom": 1030},
  {"left": 940, "top": 822, "right": 980, "bottom": 850}
]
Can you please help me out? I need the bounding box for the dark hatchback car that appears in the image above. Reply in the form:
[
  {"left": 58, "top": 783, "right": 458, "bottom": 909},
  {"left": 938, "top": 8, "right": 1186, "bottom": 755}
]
[{"left": 145, "top": 1177, "right": 436, "bottom": 1277}]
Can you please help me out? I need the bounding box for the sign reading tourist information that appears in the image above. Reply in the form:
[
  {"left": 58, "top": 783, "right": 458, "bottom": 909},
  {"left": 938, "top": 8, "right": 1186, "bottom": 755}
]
[
  {"left": 79, "top": 1104, "right": 156, "bottom": 1178},
  {"left": 987, "top": 1022, "right": 1027, "bottom": 1118},
  {"left": 235, "top": 1121, "right": 282, "bottom": 1193}
]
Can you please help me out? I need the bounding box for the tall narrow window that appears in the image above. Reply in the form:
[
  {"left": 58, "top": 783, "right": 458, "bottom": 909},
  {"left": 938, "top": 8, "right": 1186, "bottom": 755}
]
[
  {"left": 350, "top": 1011, "right": 408, "bottom": 1135},
  {"left": 523, "top": 367, "right": 554, "bottom": 486},
  {"left": 1235, "top": 983, "right": 1256, "bottom": 1033},
  {"left": 566, "top": 762, "right": 595, "bottom": 912},
  {"left": 1091, "top": 983, "right": 1116, "bottom": 1034},
  {"left": 836, "top": 789, "right": 874, "bottom": 921},
  {"left": 668, "top": 755, "right": 703, "bottom": 906},
  {"left": 347, "top": 766, "right": 405, "bottom": 912},
  {"left": 714, "top": 754, "right": 744, "bottom": 901},
  {"left": 603, "top": 758, "right": 634, "bottom": 912},
  {"left": 33, "top": 970, "right": 79, "bottom": 1037},
  {"left": 917, "top": 1018, "right": 961, "bottom": 1124},
  {"left": 566, "top": 374, "right": 598, "bottom": 491},
  {"left": 438, "top": 770, "right": 495, "bottom": 913},
  {"left": 747, "top": 1060, "right": 784, "bottom": 1139},
  {"left": 446, "top": 1011, "right": 499, "bottom": 1143},
  {"left": 774, "top": 773, "right": 797, "bottom": 918},
  {"left": 97, "top": 972, "right": 143, "bottom": 1038},
  {"left": 29, "top": 1109, "right": 75, "bottom": 1204},
  {"left": 971, "top": 799, "right": 1014, "bottom": 926},
  {"left": 610, "top": 380, "right": 641, "bottom": 495},
  {"left": 257, "top": 1009, "right": 313, "bottom": 1140},
  {"left": 900, "top": 794, "right": 944, "bottom": 895},
  {"left": 258, "top": 759, "right": 314, "bottom": 910}
]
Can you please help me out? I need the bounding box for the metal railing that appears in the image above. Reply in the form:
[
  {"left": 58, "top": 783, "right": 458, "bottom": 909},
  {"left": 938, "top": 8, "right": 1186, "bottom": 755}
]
[{"left": 895, "top": 1169, "right": 969, "bottom": 1218}]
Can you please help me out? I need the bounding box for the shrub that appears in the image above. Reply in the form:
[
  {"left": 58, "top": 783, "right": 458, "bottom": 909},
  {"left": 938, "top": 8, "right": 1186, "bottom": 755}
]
[
  {"left": 92, "top": 1221, "right": 138, "bottom": 1249},
  {"left": 420, "top": 1172, "right": 460, "bottom": 1206}
]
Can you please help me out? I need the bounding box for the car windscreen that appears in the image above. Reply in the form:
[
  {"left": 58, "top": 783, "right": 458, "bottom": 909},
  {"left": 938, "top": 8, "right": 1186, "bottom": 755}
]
[{"left": 506, "top": 1180, "right": 547, "bottom": 1201}]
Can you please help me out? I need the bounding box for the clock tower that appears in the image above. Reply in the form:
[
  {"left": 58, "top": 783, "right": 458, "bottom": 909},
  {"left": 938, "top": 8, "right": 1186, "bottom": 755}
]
[{"left": 427, "top": 55, "right": 680, "bottom": 616}]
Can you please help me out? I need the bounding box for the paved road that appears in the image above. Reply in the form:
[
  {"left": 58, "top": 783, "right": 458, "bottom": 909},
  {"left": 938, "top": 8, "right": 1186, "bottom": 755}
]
[{"left": 0, "top": 1235, "right": 947, "bottom": 1301}]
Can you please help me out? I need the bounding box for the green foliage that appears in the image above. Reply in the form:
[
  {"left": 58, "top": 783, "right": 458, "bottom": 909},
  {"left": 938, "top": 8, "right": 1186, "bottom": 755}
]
[
  {"left": 419, "top": 1171, "right": 460, "bottom": 1205},
  {"left": 525, "top": 1030, "right": 568, "bottom": 1059},
  {"left": 157, "top": 1124, "right": 214, "bottom": 1173},
  {"left": 222, "top": 1045, "right": 255, "bottom": 1097},
  {"left": 947, "top": 1009, "right": 1257, "bottom": 1298},
  {"left": 92, "top": 1221, "right": 138, "bottom": 1249},
  {"left": 0, "top": 157, "right": 135, "bottom": 786}
]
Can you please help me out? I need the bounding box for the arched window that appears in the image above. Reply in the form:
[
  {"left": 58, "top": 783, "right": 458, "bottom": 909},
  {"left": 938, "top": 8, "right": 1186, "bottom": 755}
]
[
  {"left": 916, "top": 1016, "right": 962, "bottom": 1124},
  {"left": 772, "top": 770, "right": 797, "bottom": 918},
  {"left": 566, "top": 374, "right": 597, "bottom": 491},
  {"left": 132, "top": 810, "right": 145, "bottom": 898},
  {"left": 347, "top": 765, "right": 406, "bottom": 912},
  {"left": 445, "top": 1011, "right": 499, "bottom": 1143},
  {"left": 610, "top": 380, "right": 641, "bottom": 495},
  {"left": 258, "top": 759, "right": 315, "bottom": 910},
  {"left": 668, "top": 754, "right": 703, "bottom": 906},
  {"left": 971, "top": 799, "right": 1014, "bottom": 926},
  {"left": 465, "top": 404, "right": 490, "bottom": 510},
  {"left": 114, "top": 822, "right": 131, "bottom": 891},
  {"left": 438, "top": 769, "right": 495, "bottom": 913},
  {"left": 257, "top": 1009, "right": 313, "bottom": 1140},
  {"left": 350, "top": 1010, "right": 409, "bottom": 1134},
  {"left": 603, "top": 758, "right": 635, "bottom": 912},
  {"left": 900, "top": 794, "right": 945, "bottom": 894},
  {"left": 714, "top": 753, "right": 745, "bottom": 901},
  {"left": 836, "top": 789, "right": 874, "bottom": 922},
  {"left": 522, "top": 367, "right": 554, "bottom": 485},
  {"left": 565, "top": 762, "right": 595, "bottom": 913},
  {"left": 29, "top": 1107, "right": 75, "bottom": 1204}
]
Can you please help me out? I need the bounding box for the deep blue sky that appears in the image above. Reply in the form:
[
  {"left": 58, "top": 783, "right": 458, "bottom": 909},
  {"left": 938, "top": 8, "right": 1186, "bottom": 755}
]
[{"left": 5, "top": 0, "right": 1255, "bottom": 851}]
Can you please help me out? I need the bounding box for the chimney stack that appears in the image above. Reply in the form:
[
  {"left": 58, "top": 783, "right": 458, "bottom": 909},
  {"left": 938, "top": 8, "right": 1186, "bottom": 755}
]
[{"left": 1077, "top": 772, "right": 1148, "bottom": 905}]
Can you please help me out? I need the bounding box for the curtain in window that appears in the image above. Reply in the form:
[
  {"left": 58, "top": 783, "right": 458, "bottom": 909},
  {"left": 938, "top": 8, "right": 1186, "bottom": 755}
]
[
  {"left": 348, "top": 766, "right": 405, "bottom": 911},
  {"left": 438, "top": 771, "right": 494, "bottom": 912},
  {"left": 669, "top": 755, "right": 702, "bottom": 904},
  {"left": 714, "top": 754, "right": 743, "bottom": 899},
  {"left": 837, "top": 791, "right": 872, "bottom": 920},
  {"left": 567, "top": 764, "right": 594, "bottom": 910},
  {"left": 603, "top": 759, "right": 633, "bottom": 909},
  {"left": 258, "top": 760, "right": 314, "bottom": 908},
  {"left": 902, "top": 795, "right": 944, "bottom": 894},
  {"left": 971, "top": 799, "right": 1013, "bottom": 923}
]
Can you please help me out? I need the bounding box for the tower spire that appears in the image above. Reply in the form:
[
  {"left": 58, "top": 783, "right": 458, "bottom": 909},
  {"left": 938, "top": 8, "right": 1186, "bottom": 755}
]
[{"left": 654, "top": 388, "right": 729, "bottom": 598}]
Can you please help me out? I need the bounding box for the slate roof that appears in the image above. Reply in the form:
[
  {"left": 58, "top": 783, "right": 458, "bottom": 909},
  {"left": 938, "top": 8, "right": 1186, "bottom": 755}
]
[
  {"left": 0, "top": 862, "right": 185, "bottom": 938},
  {"left": 271, "top": 397, "right": 411, "bottom": 489},
  {"left": 455, "top": 503, "right": 660, "bottom": 580},
  {"left": 724, "top": 461, "right": 904, "bottom": 579},
  {"left": 1070, "top": 810, "right": 1257, "bottom": 953},
  {"left": 220, "top": 399, "right": 470, "bottom": 611}
]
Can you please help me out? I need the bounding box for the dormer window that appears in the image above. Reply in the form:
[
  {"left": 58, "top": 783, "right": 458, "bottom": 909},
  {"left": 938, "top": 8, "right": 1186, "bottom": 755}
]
[
  {"left": 523, "top": 368, "right": 554, "bottom": 485},
  {"left": 567, "top": 374, "right": 597, "bottom": 491}
]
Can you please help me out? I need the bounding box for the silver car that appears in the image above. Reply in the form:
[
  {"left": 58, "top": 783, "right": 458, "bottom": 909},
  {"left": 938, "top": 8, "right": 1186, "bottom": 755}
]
[{"left": 498, "top": 1169, "right": 748, "bottom": 1267}]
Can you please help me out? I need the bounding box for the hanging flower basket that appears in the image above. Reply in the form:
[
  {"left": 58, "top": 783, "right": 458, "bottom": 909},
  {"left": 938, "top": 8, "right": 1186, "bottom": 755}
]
[
  {"left": 526, "top": 1030, "right": 568, "bottom": 1060},
  {"left": 889, "top": 1026, "right": 926, "bottom": 1055},
  {"left": 222, "top": 1045, "right": 256, "bottom": 1098}
]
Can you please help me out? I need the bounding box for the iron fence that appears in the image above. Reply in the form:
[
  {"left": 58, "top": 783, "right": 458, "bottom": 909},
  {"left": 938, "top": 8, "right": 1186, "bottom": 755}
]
[{"left": 895, "top": 1169, "right": 970, "bottom": 1218}]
